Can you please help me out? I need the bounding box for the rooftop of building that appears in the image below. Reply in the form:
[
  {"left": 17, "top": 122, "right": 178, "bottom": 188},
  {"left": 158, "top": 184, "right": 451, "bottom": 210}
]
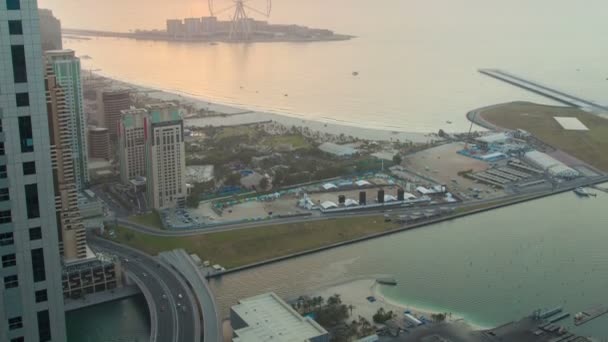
[
  {"left": 232, "top": 292, "right": 328, "bottom": 342},
  {"left": 45, "top": 49, "right": 76, "bottom": 59},
  {"left": 146, "top": 103, "right": 182, "bottom": 123}
]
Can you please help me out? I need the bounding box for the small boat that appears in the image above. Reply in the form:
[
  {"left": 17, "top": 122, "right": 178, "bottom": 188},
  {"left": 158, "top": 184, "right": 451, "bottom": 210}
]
[
  {"left": 352, "top": 71, "right": 359, "bottom": 76},
  {"left": 209, "top": 42, "right": 218, "bottom": 46},
  {"left": 574, "top": 187, "right": 593, "bottom": 197},
  {"left": 446, "top": 120, "right": 453, "bottom": 124},
  {"left": 377, "top": 277, "right": 398, "bottom": 286}
]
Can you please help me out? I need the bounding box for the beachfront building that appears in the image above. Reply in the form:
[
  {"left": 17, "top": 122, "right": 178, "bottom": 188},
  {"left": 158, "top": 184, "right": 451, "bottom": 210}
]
[
  {"left": 166, "top": 19, "right": 184, "bottom": 38},
  {"left": 45, "top": 49, "right": 89, "bottom": 191},
  {"left": 145, "top": 103, "right": 187, "bottom": 210},
  {"left": 1, "top": 1, "right": 67, "bottom": 340},
  {"left": 88, "top": 126, "right": 111, "bottom": 160},
  {"left": 118, "top": 108, "right": 147, "bottom": 184},
  {"left": 230, "top": 292, "right": 329, "bottom": 342},
  {"left": 39, "top": 9, "right": 62, "bottom": 51},
  {"left": 101, "top": 89, "right": 131, "bottom": 138},
  {"left": 184, "top": 17, "right": 202, "bottom": 38}
]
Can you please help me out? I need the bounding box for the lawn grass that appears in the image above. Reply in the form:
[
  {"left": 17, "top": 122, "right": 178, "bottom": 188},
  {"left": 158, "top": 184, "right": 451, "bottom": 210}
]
[
  {"left": 128, "top": 212, "right": 164, "bottom": 230},
  {"left": 111, "top": 216, "right": 395, "bottom": 268},
  {"left": 263, "top": 135, "right": 311, "bottom": 150},
  {"left": 480, "top": 102, "right": 608, "bottom": 172},
  {"left": 215, "top": 126, "right": 257, "bottom": 140}
]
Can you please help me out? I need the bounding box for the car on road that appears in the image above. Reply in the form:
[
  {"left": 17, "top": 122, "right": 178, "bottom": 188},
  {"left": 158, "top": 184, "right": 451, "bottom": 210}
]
[
  {"left": 178, "top": 293, "right": 183, "bottom": 299},
  {"left": 161, "top": 294, "right": 167, "bottom": 300},
  {"left": 142, "top": 272, "right": 147, "bottom": 277}
]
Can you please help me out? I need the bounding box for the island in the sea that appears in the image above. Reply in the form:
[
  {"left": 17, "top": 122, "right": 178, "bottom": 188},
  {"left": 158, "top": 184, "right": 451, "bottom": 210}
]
[{"left": 63, "top": 16, "right": 354, "bottom": 43}]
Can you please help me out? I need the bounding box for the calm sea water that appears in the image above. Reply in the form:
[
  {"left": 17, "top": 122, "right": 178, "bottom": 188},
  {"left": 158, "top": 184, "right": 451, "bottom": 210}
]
[
  {"left": 58, "top": 0, "right": 608, "bottom": 133},
  {"left": 67, "top": 296, "right": 150, "bottom": 342}
]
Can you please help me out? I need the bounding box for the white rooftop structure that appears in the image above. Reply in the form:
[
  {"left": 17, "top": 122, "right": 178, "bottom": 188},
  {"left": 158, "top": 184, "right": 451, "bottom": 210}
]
[
  {"left": 320, "top": 201, "right": 338, "bottom": 210},
  {"left": 345, "top": 199, "right": 359, "bottom": 207},
  {"left": 554, "top": 117, "right": 589, "bottom": 131},
  {"left": 318, "top": 142, "right": 358, "bottom": 156},
  {"left": 477, "top": 132, "right": 511, "bottom": 144},
  {"left": 355, "top": 180, "right": 372, "bottom": 187},
  {"left": 322, "top": 183, "right": 338, "bottom": 191},
  {"left": 231, "top": 292, "right": 329, "bottom": 342},
  {"left": 524, "top": 150, "right": 580, "bottom": 178}
]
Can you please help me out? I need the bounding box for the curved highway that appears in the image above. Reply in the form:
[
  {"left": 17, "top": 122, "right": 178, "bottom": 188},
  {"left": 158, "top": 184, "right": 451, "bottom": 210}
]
[{"left": 90, "top": 237, "right": 201, "bottom": 342}]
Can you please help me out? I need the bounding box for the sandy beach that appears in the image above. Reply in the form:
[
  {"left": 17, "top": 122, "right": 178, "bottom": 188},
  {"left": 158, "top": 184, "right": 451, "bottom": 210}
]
[
  {"left": 307, "top": 278, "right": 483, "bottom": 330},
  {"left": 95, "top": 74, "right": 439, "bottom": 144}
]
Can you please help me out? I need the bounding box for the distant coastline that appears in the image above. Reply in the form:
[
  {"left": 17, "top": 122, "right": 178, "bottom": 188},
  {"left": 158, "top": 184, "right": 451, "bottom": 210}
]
[{"left": 63, "top": 28, "right": 354, "bottom": 44}]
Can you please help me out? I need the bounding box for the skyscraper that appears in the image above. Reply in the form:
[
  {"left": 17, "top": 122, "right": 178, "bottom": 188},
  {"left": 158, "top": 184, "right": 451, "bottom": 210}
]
[
  {"left": 38, "top": 9, "right": 62, "bottom": 51},
  {"left": 88, "top": 126, "right": 111, "bottom": 160},
  {"left": 145, "top": 103, "right": 187, "bottom": 210},
  {"left": 45, "top": 49, "right": 89, "bottom": 191},
  {"left": 45, "top": 65, "right": 88, "bottom": 261},
  {"left": 101, "top": 89, "right": 131, "bottom": 139},
  {"left": 118, "top": 108, "right": 147, "bottom": 184},
  {"left": 1, "top": 1, "right": 67, "bottom": 341}
]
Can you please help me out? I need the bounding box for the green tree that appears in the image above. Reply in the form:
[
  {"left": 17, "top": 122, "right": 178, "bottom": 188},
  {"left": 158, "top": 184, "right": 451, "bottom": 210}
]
[
  {"left": 259, "top": 177, "right": 269, "bottom": 191},
  {"left": 393, "top": 154, "right": 403, "bottom": 165},
  {"left": 224, "top": 172, "right": 242, "bottom": 186}
]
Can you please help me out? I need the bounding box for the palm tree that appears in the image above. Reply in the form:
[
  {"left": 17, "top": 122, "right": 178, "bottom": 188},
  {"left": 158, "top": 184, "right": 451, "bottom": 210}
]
[{"left": 348, "top": 304, "right": 355, "bottom": 317}]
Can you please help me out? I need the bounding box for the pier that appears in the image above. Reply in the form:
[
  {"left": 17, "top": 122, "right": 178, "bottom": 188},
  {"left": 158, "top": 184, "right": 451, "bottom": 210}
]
[
  {"left": 574, "top": 305, "right": 608, "bottom": 326},
  {"left": 478, "top": 69, "right": 608, "bottom": 112}
]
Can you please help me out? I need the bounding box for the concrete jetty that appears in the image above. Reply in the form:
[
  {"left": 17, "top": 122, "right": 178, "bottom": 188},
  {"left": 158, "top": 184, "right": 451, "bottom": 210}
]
[{"left": 478, "top": 69, "right": 608, "bottom": 112}]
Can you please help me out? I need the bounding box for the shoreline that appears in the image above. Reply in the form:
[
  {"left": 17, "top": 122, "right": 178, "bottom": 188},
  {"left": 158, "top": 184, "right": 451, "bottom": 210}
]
[
  {"left": 307, "top": 278, "right": 489, "bottom": 331},
  {"left": 92, "top": 73, "right": 440, "bottom": 144}
]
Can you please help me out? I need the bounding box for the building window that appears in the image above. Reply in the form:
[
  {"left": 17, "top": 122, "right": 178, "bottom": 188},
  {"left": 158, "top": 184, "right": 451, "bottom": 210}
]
[
  {"left": 0, "top": 165, "right": 7, "bottom": 178},
  {"left": 25, "top": 184, "right": 40, "bottom": 218},
  {"left": 11, "top": 45, "right": 27, "bottom": 83},
  {"left": 0, "top": 188, "right": 9, "bottom": 201},
  {"left": 35, "top": 289, "right": 48, "bottom": 303},
  {"left": 2, "top": 253, "right": 16, "bottom": 268},
  {"left": 10, "top": 337, "right": 24, "bottom": 342},
  {"left": 0, "top": 142, "right": 5, "bottom": 156},
  {"left": 4, "top": 275, "right": 18, "bottom": 289},
  {"left": 30, "top": 227, "right": 42, "bottom": 240},
  {"left": 31, "top": 248, "right": 46, "bottom": 282},
  {"left": 23, "top": 161, "right": 36, "bottom": 175},
  {"left": 8, "top": 20, "right": 23, "bottom": 35},
  {"left": 38, "top": 310, "right": 52, "bottom": 341},
  {"left": 18, "top": 116, "right": 34, "bottom": 152},
  {"left": 16, "top": 92, "right": 29, "bottom": 107},
  {"left": 0, "top": 210, "right": 11, "bottom": 224},
  {"left": 8, "top": 316, "right": 23, "bottom": 330},
  {"left": 0, "top": 232, "right": 14, "bottom": 246},
  {"left": 6, "top": 0, "right": 20, "bottom": 10}
]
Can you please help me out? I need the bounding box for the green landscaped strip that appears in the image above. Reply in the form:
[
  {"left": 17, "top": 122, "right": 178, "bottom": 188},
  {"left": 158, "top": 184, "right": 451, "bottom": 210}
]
[
  {"left": 111, "top": 216, "right": 394, "bottom": 268},
  {"left": 128, "top": 212, "right": 164, "bottom": 229}
]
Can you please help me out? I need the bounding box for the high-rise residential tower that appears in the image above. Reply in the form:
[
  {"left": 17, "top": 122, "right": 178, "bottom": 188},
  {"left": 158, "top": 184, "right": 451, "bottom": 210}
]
[
  {"left": 118, "top": 108, "right": 147, "bottom": 184},
  {"left": 45, "top": 49, "right": 89, "bottom": 191},
  {"left": 38, "top": 9, "right": 62, "bottom": 51},
  {"left": 88, "top": 126, "right": 111, "bottom": 160},
  {"left": 1, "top": 1, "right": 67, "bottom": 341},
  {"left": 45, "top": 66, "right": 88, "bottom": 261},
  {"left": 145, "top": 103, "right": 187, "bottom": 210},
  {"left": 101, "top": 89, "right": 131, "bottom": 139}
]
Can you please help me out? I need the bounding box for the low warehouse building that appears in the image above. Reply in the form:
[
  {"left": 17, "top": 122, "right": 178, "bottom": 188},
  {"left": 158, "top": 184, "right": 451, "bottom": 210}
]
[{"left": 230, "top": 292, "right": 329, "bottom": 342}]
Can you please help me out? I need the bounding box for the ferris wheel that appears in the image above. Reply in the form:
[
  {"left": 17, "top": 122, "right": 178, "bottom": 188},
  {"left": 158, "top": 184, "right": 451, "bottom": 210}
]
[{"left": 208, "top": 0, "right": 272, "bottom": 40}]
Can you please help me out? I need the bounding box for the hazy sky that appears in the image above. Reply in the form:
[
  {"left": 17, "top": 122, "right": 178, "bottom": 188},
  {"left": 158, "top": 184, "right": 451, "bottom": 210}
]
[
  {"left": 39, "top": 0, "right": 608, "bottom": 38},
  {"left": 38, "top": 0, "right": 353, "bottom": 32}
]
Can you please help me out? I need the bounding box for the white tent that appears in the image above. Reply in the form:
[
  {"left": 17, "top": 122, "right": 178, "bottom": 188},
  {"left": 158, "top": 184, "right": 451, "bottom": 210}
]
[
  {"left": 355, "top": 180, "right": 372, "bottom": 187},
  {"left": 322, "top": 183, "right": 338, "bottom": 191},
  {"left": 320, "top": 201, "right": 338, "bottom": 210},
  {"left": 345, "top": 199, "right": 359, "bottom": 207}
]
